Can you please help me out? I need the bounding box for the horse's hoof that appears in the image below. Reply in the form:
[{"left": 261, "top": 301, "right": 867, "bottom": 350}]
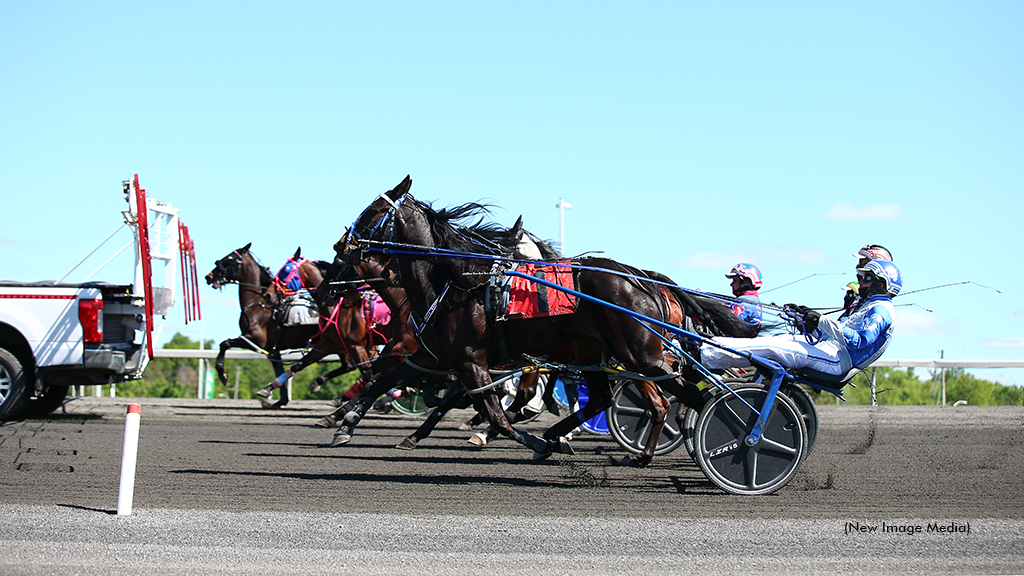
[
  {"left": 557, "top": 436, "right": 575, "bottom": 456},
  {"left": 612, "top": 455, "right": 647, "bottom": 467},
  {"left": 310, "top": 382, "right": 322, "bottom": 393},
  {"left": 330, "top": 434, "right": 351, "bottom": 447},
  {"left": 395, "top": 437, "right": 417, "bottom": 450},
  {"left": 259, "top": 399, "right": 278, "bottom": 410},
  {"left": 313, "top": 415, "right": 337, "bottom": 428},
  {"left": 468, "top": 432, "right": 488, "bottom": 447},
  {"left": 330, "top": 397, "right": 345, "bottom": 408},
  {"left": 256, "top": 386, "right": 273, "bottom": 399},
  {"left": 532, "top": 451, "right": 552, "bottom": 462},
  {"left": 458, "top": 421, "right": 474, "bottom": 432}
]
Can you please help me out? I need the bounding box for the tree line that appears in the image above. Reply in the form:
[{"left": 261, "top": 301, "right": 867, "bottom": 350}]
[{"left": 115, "top": 333, "right": 359, "bottom": 402}]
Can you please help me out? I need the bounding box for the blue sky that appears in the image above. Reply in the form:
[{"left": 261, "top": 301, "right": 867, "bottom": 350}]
[{"left": 3, "top": 2, "right": 1022, "bottom": 386}]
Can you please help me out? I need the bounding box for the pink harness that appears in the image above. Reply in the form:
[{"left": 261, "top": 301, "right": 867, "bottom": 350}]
[
  {"left": 273, "top": 257, "right": 309, "bottom": 296},
  {"left": 313, "top": 289, "right": 391, "bottom": 350},
  {"left": 362, "top": 291, "right": 391, "bottom": 346}
]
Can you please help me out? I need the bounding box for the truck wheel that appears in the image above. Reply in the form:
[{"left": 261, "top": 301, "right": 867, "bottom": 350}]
[
  {"left": 0, "top": 348, "right": 30, "bottom": 421},
  {"left": 23, "top": 385, "right": 70, "bottom": 418}
]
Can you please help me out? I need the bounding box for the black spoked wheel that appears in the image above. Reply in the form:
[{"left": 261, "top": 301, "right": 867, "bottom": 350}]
[
  {"left": 693, "top": 385, "right": 807, "bottom": 495},
  {"left": 607, "top": 380, "right": 685, "bottom": 456},
  {"left": 782, "top": 384, "right": 818, "bottom": 458}
]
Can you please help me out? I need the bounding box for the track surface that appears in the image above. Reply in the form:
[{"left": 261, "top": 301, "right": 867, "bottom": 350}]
[{"left": 0, "top": 397, "right": 1022, "bottom": 575}]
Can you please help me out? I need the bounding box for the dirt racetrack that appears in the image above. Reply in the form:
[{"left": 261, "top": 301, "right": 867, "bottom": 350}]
[{"left": 0, "top": 397, "right": 1021, "bottom": 575}]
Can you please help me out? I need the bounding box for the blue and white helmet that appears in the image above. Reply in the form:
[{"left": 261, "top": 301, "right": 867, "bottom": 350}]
[{"left": 857, "top": 259, "right": 902, "bottom": 297}]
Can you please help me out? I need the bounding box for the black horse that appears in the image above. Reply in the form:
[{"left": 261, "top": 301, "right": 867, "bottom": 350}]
[
  {"left": 328, "top": 176, "right": 756, "bottom": 462},
  {"left": 315, "top": 216, "right": 557, "bottom": 449}
]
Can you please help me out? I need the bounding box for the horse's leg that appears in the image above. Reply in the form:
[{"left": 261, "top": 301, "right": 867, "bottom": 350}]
[
  {"left": 616, "top": 379, "right": 668, "bottom": 468},
  {"left": 533, "top": 371, "right": 614, "bottom": 459},
  {"left": 215, "top": 337, "right": 253, "bottom": 384},
  {"left": 264, "top": 350, "right": 290, "bottom": 409},
  {"left": 508, "top": 371, "right": 540, "bottom": 416},
  {"left": 458, "top": 410, "right": 488, "bottom": 432},
  {"left": 258, "top": 345, "right": 328, "bottom": 400},
  {"left": 395, "top": 385, "right": 466, "bottom": 450},
  {"left": 467, "top": 371, "right": 540, "bottom": 446},
  {"left": 457, "top": 364, "right": 567, "bottom": 459},
  {"left": 331, "top": 362, "right": 420, "bottom": 447},
  {"left": 312, "top": 336, "right": 369, "bottom": 392},
  {"left": 310, "top": 364, "right": 352, "bottom": 395},
  {"left": 540, "top": 372, "right": 561, "bottom": 415},
  {"left": 313, "top": 351, "right": 381, "bottom": 427}
]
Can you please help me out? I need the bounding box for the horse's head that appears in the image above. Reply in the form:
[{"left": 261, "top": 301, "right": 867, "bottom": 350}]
[
  {"left": 337, "top": 175, "right": 413, "bottom": 265},
  {"left": 206, "top": 242, "right": 252, "bottom": 289},
  {"left": 315, "top": 251, "right": 366, "bottom": 314}
]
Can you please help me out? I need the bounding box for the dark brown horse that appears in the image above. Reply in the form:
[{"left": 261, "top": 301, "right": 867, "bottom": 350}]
[
  {"left": 328, "top": 176, "right": 756, "bottom": 462},
  {"left": 206, "top": 244, "right": 327, "bottom": 408},
  {"left": 316, "top": 217, "right": 557, "bottom": 449}
]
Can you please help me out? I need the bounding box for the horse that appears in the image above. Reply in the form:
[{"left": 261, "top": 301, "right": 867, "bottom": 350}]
[
  {"left": 308, "top": 250, "right": 420, "bottom": 430},
  {"left": 206, "top": 244, "right": 328, "bottom": 408},
  {"left": 329, "top": 176, "right": 757, "bottom": 463},
  {"left": 254, "top": 283, "right": 389, "bottom": 406},
  {"left": 313, "top": 220, "right": 552, "bottom": 447}
]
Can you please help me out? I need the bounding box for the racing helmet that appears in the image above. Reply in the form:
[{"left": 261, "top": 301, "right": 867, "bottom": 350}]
[
  {"left": 857, "top": 259, "right": 902, "bottom": 297},
  {"left": 725, "top": 263, "right": 762, "bottom": 289},
  {"left": 855, "top": 244, "right": 893, "bottom": 263}
]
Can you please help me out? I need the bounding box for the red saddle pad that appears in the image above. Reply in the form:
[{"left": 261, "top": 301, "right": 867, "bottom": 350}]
[{"left": 506, "top": 261, "right": 576, "bottom": 318}]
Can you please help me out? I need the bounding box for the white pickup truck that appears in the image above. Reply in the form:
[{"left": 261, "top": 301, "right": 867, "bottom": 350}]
[{"left": 0, "top": 175, "right": 199, "bottom": 420}]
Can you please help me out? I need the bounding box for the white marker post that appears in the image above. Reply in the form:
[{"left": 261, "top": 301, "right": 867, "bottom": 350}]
[{"left": 117, "top": 403, "right": 142, "bottom": 516}]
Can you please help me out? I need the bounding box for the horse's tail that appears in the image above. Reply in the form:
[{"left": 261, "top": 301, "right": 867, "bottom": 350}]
[{"left": 643, "top": 270, "right": 758, "bottom": 339}]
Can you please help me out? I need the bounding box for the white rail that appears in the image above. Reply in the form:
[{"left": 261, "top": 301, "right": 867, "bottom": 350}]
[{"left": 151, "top": 348, "right": 1023, "bottom": 368}]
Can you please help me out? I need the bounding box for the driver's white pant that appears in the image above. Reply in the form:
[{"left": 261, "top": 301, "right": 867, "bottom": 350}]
[{"left": 701, "top": 335, "right": 848, "bottom": 376}]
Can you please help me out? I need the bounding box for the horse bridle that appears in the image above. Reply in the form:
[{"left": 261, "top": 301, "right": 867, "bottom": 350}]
[{"left": 346, "top": 190, "right": 412, "bottom": 256}]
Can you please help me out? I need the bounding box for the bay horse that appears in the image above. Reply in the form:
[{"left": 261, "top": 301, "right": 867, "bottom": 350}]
[
  {"left": 309, "top": 250, "right": 420, "bottom": 431},
  {"left": 206, "top": 244, "right": 328, "bottom": 408},
  {"left": 330, "top": 176, "right": 757, "bottom": 462}
]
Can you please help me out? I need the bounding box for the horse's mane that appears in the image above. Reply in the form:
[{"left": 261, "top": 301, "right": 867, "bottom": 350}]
[
  {"left": 312, "top": 260, "right": 331, "bottom": 278},
  {"left": 523, "top": 230, "right": 561, "bottom": 260},
  {"left": 240, "top": 250, "right": 273, "bottom": 288},
  {"left": 414, "top": 198, "right": 520, "bottom": 256}
]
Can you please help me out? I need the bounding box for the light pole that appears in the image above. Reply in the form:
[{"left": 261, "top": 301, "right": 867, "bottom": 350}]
[{"left": 555, "top": 198, "right": 572, "bottom": 256}]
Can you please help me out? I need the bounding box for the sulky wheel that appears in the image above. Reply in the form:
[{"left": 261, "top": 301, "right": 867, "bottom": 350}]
[
  {"left": 782, "top": 383, "right": 818, "bottom": 459},
  {"left": 682, "top": 386, "right": 730, "bottom": 460},
  {"left": 607, "top": 380, "right": 685, "bottom": 456},
  {"left": 693, "top": 384, "right": 808, "bottom": 496},
  {"left": 390, "top": 388, "right": 428, "bottom": 415}
]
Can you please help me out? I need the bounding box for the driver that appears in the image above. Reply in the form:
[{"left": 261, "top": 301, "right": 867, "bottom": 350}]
[
  {"left": 841, "top": 244, "right": 893, "bottom": 319},
  {"left": 725, "top": 263, "right": 763, "bottom": 332},
  {"left": 699, "top": 259, "right": 901, "bottom": 381}
]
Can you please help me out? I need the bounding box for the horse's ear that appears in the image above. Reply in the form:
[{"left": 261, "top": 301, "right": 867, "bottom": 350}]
[
  {"left": 293, "top": 247, "right": 301, "bottom": 259},
  {"left": 510, "top": 216, "right": 525, "bottom": 241},
  {"left": 240, "top": 242, "right": 252, "bottom": 253},
  {"left": 388, "top": 175, "right": 412, "bottom": 199}
]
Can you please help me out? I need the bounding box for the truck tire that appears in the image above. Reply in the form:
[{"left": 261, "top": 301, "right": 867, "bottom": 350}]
[
  {"left": 23, "top": 385, "right": 70, "bottom": 418},
  {"left": 0, "top": 347, "right": 30, "bottom": 421}
]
